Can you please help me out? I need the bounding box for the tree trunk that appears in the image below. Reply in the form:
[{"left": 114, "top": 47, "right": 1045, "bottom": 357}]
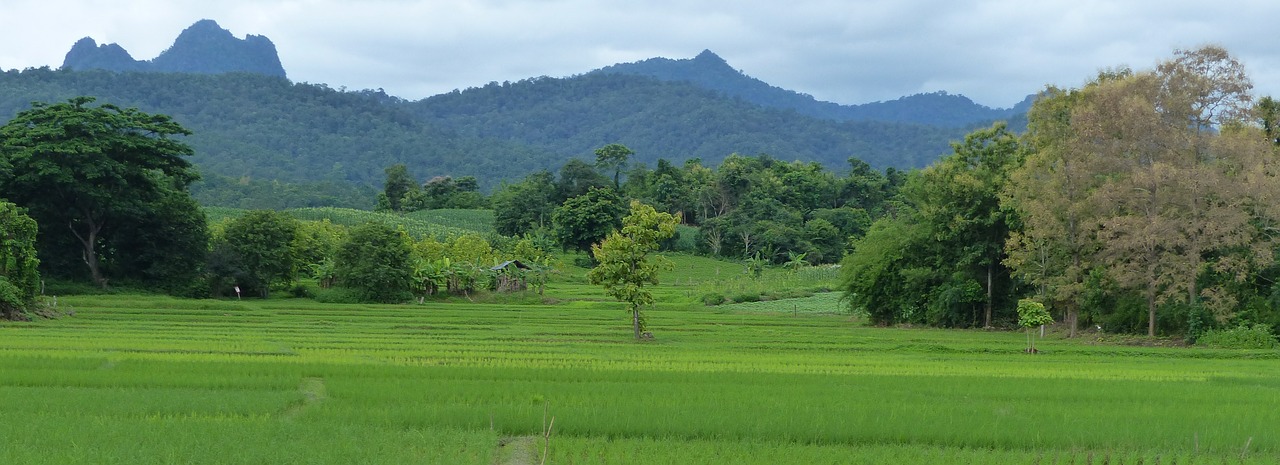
[
  {"left": 631, "top": 304, "right": 640, "bottom": 339},
  {"left": 1067, "top": 305, "right": 1079, "bottom": 338},
  {"left": 69, "top": 218, "right": 106, "bottom": 289},
  {"left": 1147, "top": 284, "right": 1157, "bottom": 337},
  {"left": 984, "top": 262, "right": 994, "bottom": 328}
]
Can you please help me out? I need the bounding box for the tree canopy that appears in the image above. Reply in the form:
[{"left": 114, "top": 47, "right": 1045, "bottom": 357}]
[
  {"left": 0, "top": 96, "right": 204, "bottom": 289},
  {"left": 587, "top": 200, "right": 679, "bottom": 339}
]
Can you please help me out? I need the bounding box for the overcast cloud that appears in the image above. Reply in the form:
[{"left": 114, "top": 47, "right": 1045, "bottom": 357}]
[{"left": 2, "top": 0, "right": 1277, "bottom": 108}]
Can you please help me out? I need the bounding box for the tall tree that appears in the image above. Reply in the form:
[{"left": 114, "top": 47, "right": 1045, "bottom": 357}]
[
  {"left": 595, "top": 143, "right": 634, "bottom": 190},
  {"left": 1005, "top": 79, "right": 1113, "bottom": 338},
  {"left": 555, "top": 158, "right": 612, "bottom": 203},
  {"left": 587, "top": 200, "right": 679, "bottom": 339},
  {"left": 381, "top": 164, "right": 418, "bottom": 212},
  {"left": 492, "top": 170, "right": 556, "bottom": 237},
  {"left": 0, "top": 97, "right": 199, "bottom": 288},
  {"left": 1009, "top": 47, "right": 1277, "bottom": 336},
  {"left": 908, "top": 122, "right": 1022, "bottom": 327}
]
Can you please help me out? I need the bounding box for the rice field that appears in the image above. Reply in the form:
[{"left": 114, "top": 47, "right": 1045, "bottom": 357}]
[{"left": 2, "top": 288, "right": 1278, "bottom": 463}]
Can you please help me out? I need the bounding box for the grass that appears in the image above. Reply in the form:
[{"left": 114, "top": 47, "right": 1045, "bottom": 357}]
[{"left": 3, "top": 289, "right": 1278, "bottom": 464}]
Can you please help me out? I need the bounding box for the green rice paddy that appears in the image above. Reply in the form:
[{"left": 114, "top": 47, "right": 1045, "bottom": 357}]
[{"left": 2, "top": 260, "right": 1278, "bottom": 463}]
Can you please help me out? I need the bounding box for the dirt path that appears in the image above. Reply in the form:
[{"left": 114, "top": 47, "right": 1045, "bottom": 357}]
[
  {"left": 281, "top": 377, "right": 327, "bottom": 419},
  {"left": 493, "top": 435, "right": 540, "bottom": 465}
]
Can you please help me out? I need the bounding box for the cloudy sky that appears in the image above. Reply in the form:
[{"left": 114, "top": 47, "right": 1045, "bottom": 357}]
[{"left": 2, "top": 0, "right": 1277, "bottom": 109}]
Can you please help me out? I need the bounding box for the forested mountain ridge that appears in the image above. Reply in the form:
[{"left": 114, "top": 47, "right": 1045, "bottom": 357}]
[
  {"left": 62, "top": 19, "right": 287, "bottom": 78},
  {"left": 595, "top": 50, "right": 1033, "bottom": 127},
  {"left": 0, "top": 68, "right": 556, "bottom": 208},
  {"left": 3, "top": 20, "right": 1026, "bottom": 208},
  {"left": 412, "top": 72, "right": 970, "bottom": 171}
]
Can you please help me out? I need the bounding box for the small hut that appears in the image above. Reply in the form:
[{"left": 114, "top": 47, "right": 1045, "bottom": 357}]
[{"left": 490, "top": 260, "right": 533, "bottom": 292}]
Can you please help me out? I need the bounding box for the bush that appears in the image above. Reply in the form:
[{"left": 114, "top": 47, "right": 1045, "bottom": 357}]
[
  {"left": 1196, "top": 324, "right": 1278, "bottom": 349},
  {"left": 702, "top": 293, "right": 726, "bottom": 306},
  {"left": 311, "top": 286, "right": 364, "bottom": 304},
  {"left": 288, "top": 283, "right": 313, "bottom": 298},
  {"left": 732, "top": 293, "right": 761, "bottom": 303}
]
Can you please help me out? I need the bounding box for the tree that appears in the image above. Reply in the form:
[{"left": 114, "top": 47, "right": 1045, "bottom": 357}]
[
  {"left": 0, "top": 200, "right": 40, "bottom": 319},
  {"left": 492, "top": 170, "right": 556, "bottom": 237},
  {"left": 1016, "top": 299, "right": 1053, "bottom": 353},
  {"left": 555, "top": 158, "right": 611, "bottom": 203},
  {"left": 595, "top": 143, "right": 634, "bottom": 190},
  {"left": 906, "top": 122, "right": 1022, "bottom": 327},
  {"left": 0, "top": 97, "right": 199, "bottom": 288},
  {"left": 841, "top": 214, "right": 931, "bottom": 325},
  {"left": 335, "top": 222, "right": 413, "bottom": 303},
  {"left": 1008, "top": 47, "right": 1277, "bottom": 337},
  {"left": 587, "top": 201, "right": 679, "bottom": 339},
  {"left": 106, "top": 183, "right": 209, "bottom": 293},
  {"left": 1005, "top": 81, "right": 1108, "bottom": 338},
  {"left": 382, "top": 164, "right": 418, "bottom": 212},
  {"left": 219, "top": 210, "right": 299, "bottom": 298},
  {"left": 552, "top": 187, "right": 624, "bottom": 253}
]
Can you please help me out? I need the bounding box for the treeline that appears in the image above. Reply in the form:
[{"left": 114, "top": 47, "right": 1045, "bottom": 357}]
[
  {"left": 843, "top": 46, "right": 1280, "bottom": 341},
  {"left": 0, "top": 97, "right": 553, "bottom": 316},
  {"left": 206, "top": 210, "right": 551, "bottom": 303},
  {"left": 381, "top": 143, "right": 906, "bottom": 266}
]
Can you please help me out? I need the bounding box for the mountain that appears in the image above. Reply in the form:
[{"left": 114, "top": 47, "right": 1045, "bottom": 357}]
[
  {"left": 411, "top": 72, "right": 966, "bottom": 171},
  {"left": 10, "top": 22, "right": 1033, "bottom": 209},
  {"left": 595, "top": 50, "right": 1024, "bottom": 127},
  {"left": 62, "top": 19, "right": 286, "bottom": 78}
]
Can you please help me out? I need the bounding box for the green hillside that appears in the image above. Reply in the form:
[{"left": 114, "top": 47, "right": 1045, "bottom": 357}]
[{"left": 0, "top": 67, "right": 964, "bottom": 209}]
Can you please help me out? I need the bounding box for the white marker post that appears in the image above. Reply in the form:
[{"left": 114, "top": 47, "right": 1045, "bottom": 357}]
[{"left": 234, "top": 286, "right": 241, "bottom": 300}]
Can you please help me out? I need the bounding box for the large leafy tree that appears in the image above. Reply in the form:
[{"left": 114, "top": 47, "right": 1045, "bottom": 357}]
[
  {"left": 0, "top": 97, "right": 200, "bottom": 288},
  {"left": 552, "top": 187, "right": 625, "bottom": 253},
  {"left": 218, "top": 210, "right": 300, "bottom": 298},
  {"left": 908, "top": 122, "right": 1022, "bottom": 327},
  {"left": 587, "top": 201, "right": 679, "bottom": 339},
  {"left": 335, "top": 222, "right": 413, "bottom": 303},
  {"left": 1007, "top": 47, "right": 1278, "bottom": 336},
  {"left": 492, "top": 170, "right": 556, "bottom": 237},
  {"left": 843, "top": 124, "right": 1020, "bottom": 328},
  {"left": 1004, "top": 80, "right": 1107, "bottom": 338}
]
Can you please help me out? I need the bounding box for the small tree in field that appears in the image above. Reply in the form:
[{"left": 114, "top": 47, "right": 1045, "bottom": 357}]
[
  {"left": 1017, "top": 299, "right": 1053, "bottom": 353},
  {"left": 587, "top": 201, "right": 679, "bottom": 339}
]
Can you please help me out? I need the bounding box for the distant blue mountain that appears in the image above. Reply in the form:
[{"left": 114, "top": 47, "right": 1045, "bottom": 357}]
[
  {"left": 62, "top": 19, "right": 286, "bottom": 78},
  {"left": 595, "top": 50, "right": 1030, "bottom": 128}
]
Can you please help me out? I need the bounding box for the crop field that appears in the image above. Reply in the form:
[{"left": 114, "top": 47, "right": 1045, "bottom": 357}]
[
  {"left": 2, "top": 263, "right": 1279, "bottom": 463},
  {"left": 3, "top": 301, "right": 1277, "bottom": 464}
]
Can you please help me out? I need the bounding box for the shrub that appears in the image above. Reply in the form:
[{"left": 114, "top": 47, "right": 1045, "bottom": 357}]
[
  {"left": 288, "top": 283, "right": 313, "bottom": 298},
  {"left": 702, "top": 293, "right": 726, "bottom": 306},
  {"left": 1196, "top": 324, "right": 1278, "bottom": 349},
  {"left": 311, "top": 286, "right": 364, "bottom": 304}
]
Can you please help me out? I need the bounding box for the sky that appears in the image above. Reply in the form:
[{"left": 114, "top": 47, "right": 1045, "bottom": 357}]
[{"left": 2, "top": 0, "right": 1278, "bottom": 109}]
